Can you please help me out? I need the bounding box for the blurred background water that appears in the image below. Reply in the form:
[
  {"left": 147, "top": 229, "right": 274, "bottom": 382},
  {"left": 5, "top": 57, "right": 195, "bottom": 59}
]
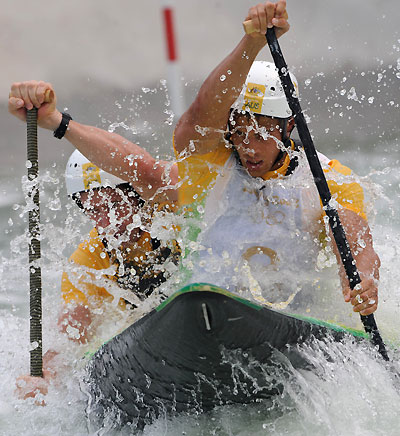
[{"left": 0, "top": 1, "right": 399, "bottom": 435}]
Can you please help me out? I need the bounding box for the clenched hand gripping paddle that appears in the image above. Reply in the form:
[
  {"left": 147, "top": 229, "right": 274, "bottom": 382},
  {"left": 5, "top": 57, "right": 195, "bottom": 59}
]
[{"left": 243, "top": 21, "right": 389, "bottom": 361}]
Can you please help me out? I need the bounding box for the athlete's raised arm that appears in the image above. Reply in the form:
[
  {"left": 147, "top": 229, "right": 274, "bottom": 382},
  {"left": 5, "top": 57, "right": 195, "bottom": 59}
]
[
  {"left": 174, "top": 1, "right": 290, "bottom": 156},
  {"left": 8, "top": 80, "right": 178, "bottom": 202}
]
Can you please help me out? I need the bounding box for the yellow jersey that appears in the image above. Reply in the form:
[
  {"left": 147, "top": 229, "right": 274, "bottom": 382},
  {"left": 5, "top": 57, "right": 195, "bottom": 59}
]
[
  {"left": 174, "top": 138, "right": 366, "bottom": 220},
  {"left": 61, "top": 228, "right": 179, "bottom": 307}
]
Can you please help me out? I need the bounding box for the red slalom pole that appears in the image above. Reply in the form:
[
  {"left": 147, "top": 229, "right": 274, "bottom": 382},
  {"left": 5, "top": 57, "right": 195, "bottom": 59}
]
[
  {"left": 163, "top": 7, "right": 177, "bottom": 62},
  {"left": 161, "top": 1, "right": 185, "bottom": 118}
]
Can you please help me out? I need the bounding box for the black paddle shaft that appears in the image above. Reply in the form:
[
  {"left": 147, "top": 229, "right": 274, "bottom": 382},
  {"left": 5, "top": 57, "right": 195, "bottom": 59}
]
[
  {"left": 266, "top": 28, "right": 388, "bottom": 361},
  {"left": 27, "top": 108, "right": 43, "bottom": 377}
]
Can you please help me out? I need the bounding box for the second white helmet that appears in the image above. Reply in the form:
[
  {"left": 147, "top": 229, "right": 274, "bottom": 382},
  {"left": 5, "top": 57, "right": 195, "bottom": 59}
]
[
  {"left": 232, "top": 61, "right": 298, "bottom": 119},
  {"left": 65, "top": 149, "right": 126, "bottom": 196}
]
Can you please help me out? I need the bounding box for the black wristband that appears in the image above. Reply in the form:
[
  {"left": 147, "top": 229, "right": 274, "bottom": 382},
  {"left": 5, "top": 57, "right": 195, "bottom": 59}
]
[{"left": 53, "top": 112, "right": 72, "bottom": 139}]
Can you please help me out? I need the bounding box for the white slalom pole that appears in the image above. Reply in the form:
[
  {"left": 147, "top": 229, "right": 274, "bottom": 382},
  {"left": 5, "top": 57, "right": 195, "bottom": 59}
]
[{"left": 161, "top": 1, "right": 185, "bottom": 119}]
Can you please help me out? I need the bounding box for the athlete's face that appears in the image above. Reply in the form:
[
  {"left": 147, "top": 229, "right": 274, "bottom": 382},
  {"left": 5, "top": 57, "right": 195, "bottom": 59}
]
[
  {"left": 230, "top": 113, "right": 285, "bottom": 178},
  {"left": 79, "top": 186, "right": 141, "bottom": 247}
]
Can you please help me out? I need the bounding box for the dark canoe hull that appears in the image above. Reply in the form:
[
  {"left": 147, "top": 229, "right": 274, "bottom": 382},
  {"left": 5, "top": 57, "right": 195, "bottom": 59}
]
[{"left": 85, "top": 283, "right": 367, "bottom": 429}]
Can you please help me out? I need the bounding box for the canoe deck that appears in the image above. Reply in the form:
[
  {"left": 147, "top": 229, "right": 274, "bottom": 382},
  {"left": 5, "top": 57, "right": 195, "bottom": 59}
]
[{"left": 85, "top": 283, "right": 367, "bottom": 429}]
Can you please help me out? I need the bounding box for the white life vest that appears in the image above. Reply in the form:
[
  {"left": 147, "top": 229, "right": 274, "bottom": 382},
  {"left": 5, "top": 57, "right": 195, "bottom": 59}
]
[{"left": 186, "top": 151, "right": 331, "bottom": 309}]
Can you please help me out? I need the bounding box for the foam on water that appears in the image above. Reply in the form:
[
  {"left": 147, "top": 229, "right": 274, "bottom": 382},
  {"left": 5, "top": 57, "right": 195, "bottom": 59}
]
[{"left": 139, "top": 339, "right": 400, "bottom": 436}]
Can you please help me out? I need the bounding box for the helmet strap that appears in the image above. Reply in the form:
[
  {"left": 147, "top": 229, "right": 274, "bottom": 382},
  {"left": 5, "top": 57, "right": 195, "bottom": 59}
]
[
  {"left": 71, "top": 192, "right": 84, "bottom": 210},
  {"left": 281, "top": 118, "right": 288, "bottom": 142},
  {"left": 271, "top": 118, "right": 291, "bottom": 167}
]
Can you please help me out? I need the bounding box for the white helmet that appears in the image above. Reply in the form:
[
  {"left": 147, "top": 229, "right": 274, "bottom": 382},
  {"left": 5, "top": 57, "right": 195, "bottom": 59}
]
[
  {"left": 65, "top": 149, "right": 126, "bottom": 196},
  {"left": 232, "top": 61, "right": 298, "bottom": 119}
]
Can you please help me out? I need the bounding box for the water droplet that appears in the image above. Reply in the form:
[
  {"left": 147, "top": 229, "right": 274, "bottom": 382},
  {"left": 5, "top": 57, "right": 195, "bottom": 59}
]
[
  {"left": 29, "top": 341, "right": 39, "bottom": 351},
  {"left": 368, "top": 96, "right": 374, "bottom": 104},
  {"left": 48, "top": 197, "right": 61, "bottom": 211},
  {"left": 347, "top": 87, "right": 358, "bottom": 101},
  {"left": 220, "top": 75, "right": 226, "bottom": 82}
]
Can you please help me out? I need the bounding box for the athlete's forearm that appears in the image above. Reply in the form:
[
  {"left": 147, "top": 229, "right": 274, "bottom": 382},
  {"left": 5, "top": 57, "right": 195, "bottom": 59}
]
[
  {"left": 174, "top": 35, "right": 265, "bottom": 155},
  {"left": 336, "top": 239, "right": 380, "bottom": 290},
  {"left": 8, "top": 81, "right": 178, "bottom": 201},
  {"left": 332, "top": 210, "right": 380, "bottom": 287},
  {"left": 64, "top": 121, "right": 178, "bottom": 201}
]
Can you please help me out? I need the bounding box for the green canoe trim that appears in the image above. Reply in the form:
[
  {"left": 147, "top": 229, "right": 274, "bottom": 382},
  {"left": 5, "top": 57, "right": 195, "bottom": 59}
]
[
  {"left": 156, "top": 283, "right": 263, "bottom": 312},
  {"left": 156, "top": 283, "right": 369, "bottom": 339},
  {"left": 85, "top": 283, "right": 371, "bottom": 360},
  {"left": 291, "top": 313, "right": 368, "bottom": 339}
]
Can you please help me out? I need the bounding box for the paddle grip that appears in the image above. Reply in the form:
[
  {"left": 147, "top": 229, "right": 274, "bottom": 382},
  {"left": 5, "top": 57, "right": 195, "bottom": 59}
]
[
  {"left": 9, "top": 89, "right": 53, "bottom": 104},
  {"left": 243, "top": 13, "right": 288, "bottom": 35}
]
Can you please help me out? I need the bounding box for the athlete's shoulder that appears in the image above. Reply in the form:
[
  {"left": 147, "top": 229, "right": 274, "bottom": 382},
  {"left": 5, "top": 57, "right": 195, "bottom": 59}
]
[
  {"left": 317, "top": 152, "right": 354, "bottom": 176},
  {"left": 174, "top": 135, "right": 232, "bottom": 207},
  {"left": 316, "top": 153, "right": 366, "bottom": 219}
]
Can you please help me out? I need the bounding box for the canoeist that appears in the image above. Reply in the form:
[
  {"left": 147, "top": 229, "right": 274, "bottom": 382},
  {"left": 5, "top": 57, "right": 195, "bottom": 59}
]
[
  {"left": 8, "top": 87, "right": 179, "bottom": 400},
  {"left": 173, "top": 0, "right": 380, "bottom": 315},
  {"left": 60, "top": 150, "right": 179, "bottom": 343}
]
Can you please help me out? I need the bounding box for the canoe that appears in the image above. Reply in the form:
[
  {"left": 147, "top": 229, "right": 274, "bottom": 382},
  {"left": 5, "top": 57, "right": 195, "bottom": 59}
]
[{"left": 85, "top": 283, "right": 368, "bottom": 430}]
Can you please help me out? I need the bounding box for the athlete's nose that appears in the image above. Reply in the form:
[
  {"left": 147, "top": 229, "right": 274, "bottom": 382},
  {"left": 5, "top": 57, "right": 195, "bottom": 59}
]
[{"left": 242, "top": 146, "right": 255, "bottom": 157}]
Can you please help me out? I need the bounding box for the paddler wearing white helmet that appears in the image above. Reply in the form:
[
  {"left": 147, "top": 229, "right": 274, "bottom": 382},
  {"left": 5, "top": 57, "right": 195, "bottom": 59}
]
[
  {"left": 173, "top": 1, "right": 380, "bottom": 318},
  {"left": 60, "top": 150, "right": 179, "bottom": 343},
  {"left": 8, "top": 73, "right": 181, "bottom": 355},
  {"left": 65, "top": 148, "right": 131, "bottom": 201},
  {"left": 65, "top": 149, "right": 144, "bottom": 241},
  {"left": 227, "top": 60, "right": 299, "bottom": 177},
  {"left": 7, "top": 88, "right": 180, "bottom": 401}
]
